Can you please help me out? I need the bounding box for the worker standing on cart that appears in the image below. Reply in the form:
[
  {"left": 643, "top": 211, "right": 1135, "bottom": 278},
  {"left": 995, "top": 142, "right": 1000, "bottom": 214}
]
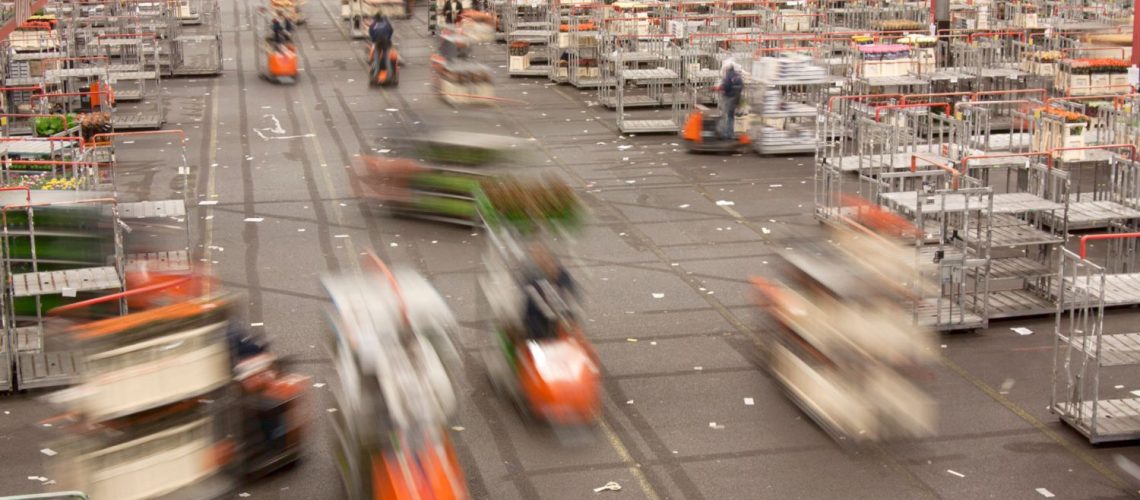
[
  {"left": 521, "top": 243, "right": 576, "bottom": 342},
  {"left": 369, "top": 14, "right": 395, "bottom": 81},
  {"left": 271, "top": 15, "right": 290, "bottom": 46},
  {"left": 716, "top": 58, "right": 744, "bottom": 141}
]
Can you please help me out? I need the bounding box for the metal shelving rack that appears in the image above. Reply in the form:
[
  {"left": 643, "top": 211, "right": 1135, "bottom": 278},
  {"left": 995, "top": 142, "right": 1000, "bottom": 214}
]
[
  {"left": 1052, "top": 234, "right": 1140, "bottom": 444},
  {"left": 750, "top": 54, "right": 832, "bottom": 155},
  {"left": 0, "top": 192, "right": 125, "bottom": 391},
  {"left": 505, "top": 0, "right": 552, "bottom": 77}
]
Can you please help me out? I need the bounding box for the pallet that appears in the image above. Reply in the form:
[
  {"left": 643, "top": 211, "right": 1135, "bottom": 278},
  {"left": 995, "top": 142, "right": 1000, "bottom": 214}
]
[
  {"left": 915, "top": 297, "right": 985, "bottom": 331},
  {"left": 1056, "top": 398, "right": 1140, "bottom": 444},
  {"left": 127, "top": 250, "right": 191, "bottom": 273},
  {"left": 1044, "top": 200, "right": 1140, "bottom": 230},
  {"left": 17, "top": 351, "right": 84, "bottom": 390},
  {"left": 120, "top": 200, "right": 186, "bottom": 219},
  {"left": 10, "top": 267, "right": 122, "bottom": 298},
  {"left": 986, "top": 289, "right": 1055, "bottom": 319},
  {"left": 1064, "top": 332, "right": 1140, "bottom": 366},
  {"left": 619, "top": 119, "right": 679, "bottom": 134}
]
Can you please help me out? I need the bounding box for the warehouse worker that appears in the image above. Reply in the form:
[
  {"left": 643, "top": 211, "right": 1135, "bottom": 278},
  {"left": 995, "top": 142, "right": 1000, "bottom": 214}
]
[
  {"left": 442, "top": 0, "right": 463, "bottom": 25},
  {"left": 716, "top": 58, "right": 744, "bottom": 141},
  {"left": 521, "top": 242, "right": 576, "bottom": 342},
  {"left": 369, "top": 14, "right": 395, "bottom": 81}
]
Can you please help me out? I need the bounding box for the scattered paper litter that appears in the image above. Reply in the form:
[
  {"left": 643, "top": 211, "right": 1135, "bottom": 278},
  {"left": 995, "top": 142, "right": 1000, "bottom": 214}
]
[
  {"left": 744, "top": 398, "right": 755, "bottom": 406},
  {"left": 650, "top": 341, "right": 657, "bottom": 346},
  {"left": 593, "top": 481, "right": 622, "bottom": 493},
  {"left": 198, "top": 200, "right": 218, "bottom": 206},
  {"left": 708, "top": 422, "right": 725, "bottom": 430},
  {"left": 1130, "top": 390, "right": 1140, "bottom": 397},
  {"left": 389, "top": 242, "right": 398, "bottom": 247},
  {"left": 694, "top": 366, "right": 703, "bottom": 371},
  {"left": 250, "top": 322, "right": 264, "bottom": 327},
  {"left": 313, "top": 383, "right": 326, "bottom": 388},
  {"left": 244, "top": 217, "right": 264, "bottom": 223},
  {"left": 1115, "top": 385, "right": 1125, "bottom": 389},
  {"left": 626, "top": 400, "right": 634, "bottom": 405},
  {"left": 626, "top": 338, "right": 638, "bottom": 342},
  {"left": 617, "top": 145, "right": 633, "bottom": 150},
  {"left": 678, "top": 204, "right": 690, "bottom": 208},
  {"left": 1036, "top": 488, "right": 1055, "bottom": 498},
  {"left": 334, "top": 234, "right": 349, "bottom": 238},
  {"left": 385, "top": 108, "right": 398, "bottom": 112},
  {"left": 327, "top": 408, "right": 338, "bottom": 413},
  {"left": 716, "top": 200, "right": 735, "bottom": 206},
  {"left": 1011, "top": 327, "right": 1033, "bottom": 336},
  {"left": 652, "top": 293, "right": 665, "bottom": 299},
  {"left": 761, "top": 227, "right": 772, "bottom": 235},
  {"left": 947, "top": 470, "right": 965, "bottom": 478},
  {"left": 40, "top": 448, "right": 57, "bottom": 456},
  {"left": 452, "top": 426, "right": 465, "bottom": 431},
  {"left": 1000, "top": 378, "right": 1015, "bottom": 394},
  {"left": 769, "top": 184, "right": 783, "bottom": 188},
  {"left": 239, "top": 493, "right": 251, "bottom": 498}
]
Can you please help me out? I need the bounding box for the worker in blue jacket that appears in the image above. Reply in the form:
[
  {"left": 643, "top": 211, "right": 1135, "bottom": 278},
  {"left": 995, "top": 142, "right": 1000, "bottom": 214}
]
[{"left": 716, "top": 59, "right": 745, "bottom": 140}]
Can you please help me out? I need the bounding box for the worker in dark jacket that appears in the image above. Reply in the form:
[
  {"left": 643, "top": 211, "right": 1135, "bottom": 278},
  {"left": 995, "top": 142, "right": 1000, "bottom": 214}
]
[
  {"left": 442, "top": 0, "right": 463, "bottom": 25},
  {"left": 369, "top": 14, "right": 394, "bottom": 81},
  {"left": 717, "top": 58, "right": 745, "bottom": 140}
]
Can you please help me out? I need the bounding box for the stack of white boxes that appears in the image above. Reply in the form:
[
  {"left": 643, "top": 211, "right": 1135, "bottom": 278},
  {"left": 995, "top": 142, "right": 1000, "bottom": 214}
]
[{"left": 753, "top": 56, "right": 827, "bottom": 84}]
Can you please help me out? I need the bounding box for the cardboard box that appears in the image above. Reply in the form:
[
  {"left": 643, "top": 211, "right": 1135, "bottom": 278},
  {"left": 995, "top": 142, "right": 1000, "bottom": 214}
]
[
  {"left": 509, "top": 55, "right": 530, "bottom": 71},
  {"left": 1092, "top": 73, "right": 1111, "bottom": 94}
]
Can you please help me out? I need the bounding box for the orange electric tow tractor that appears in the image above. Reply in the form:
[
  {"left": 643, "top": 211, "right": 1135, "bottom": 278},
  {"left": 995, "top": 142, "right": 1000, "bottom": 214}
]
[
  {"left": 257, "top": 7, "right": 299, "bottom": 84},
  {"left": 476, "top": 183, "right": 600, "bottom": 429},
  {"left": 324, "top": 252, "right": 469, "bottom": 499},
  {"left": 682, "top": 104, "right": 750, "bottom": 153}
]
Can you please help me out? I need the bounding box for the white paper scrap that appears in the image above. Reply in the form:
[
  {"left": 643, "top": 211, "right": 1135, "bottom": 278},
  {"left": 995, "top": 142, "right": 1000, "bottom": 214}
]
[
  {"left": 1116, "top": 385, "right": 1125, "bottom": 389},
  {"left": 244, "top": 217, "right": 264, "bottom": 222},
  {"left": 198, "top": 200, "right": 218, "bottom": 206},
  {"left": 652, "top": 293, "right": 664, "bottom": 299},
  {"left": 40, "top": 448, "right": 57, "bottom": 456},
  {"left": 451, "top": 426, "right": 465, "bottom": 431},
  {"left": 1011, "top": 327, "right": 1034, "bottom": 336},
  {"left": 678, "top": 204, "right": 690, "bottom": 208},
  {"left": 626, "top": 338, "right": 637, "bottom": 342},
  {"left": 715, "top": 200, "right": 735, "bottom": 206},
  {"left": 1130, "top": 390, "right": 1140, "bottom": 397},
  {"left": 744, "top": 398, "right": 755, "bottom": 406},
  {"left": 313, "top": 383, "right": 326, "bottom": 388},
  {"left": 334, "top": 234, "right": 349, "bottom": 238},
  {"left": 389, "top": 242, "right": 398, "bottom": 247},
  {"left": 250, "top": 322, "right": 264, "bottom": 327},
  {"left": 1036, "top": 488, "right": 1055, "bottom": 498},
  {"left": 947, "top": 470, "right": 965, "bottom": 478},
  {"left": 385, "top": 108, "right": 398, "bottom": 112}
]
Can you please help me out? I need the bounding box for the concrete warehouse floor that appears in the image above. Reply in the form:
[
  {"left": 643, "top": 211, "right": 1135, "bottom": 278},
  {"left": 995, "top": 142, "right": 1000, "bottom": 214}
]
[{"left": 2, "top": 0, "right": 1140, "bottom": 498}]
